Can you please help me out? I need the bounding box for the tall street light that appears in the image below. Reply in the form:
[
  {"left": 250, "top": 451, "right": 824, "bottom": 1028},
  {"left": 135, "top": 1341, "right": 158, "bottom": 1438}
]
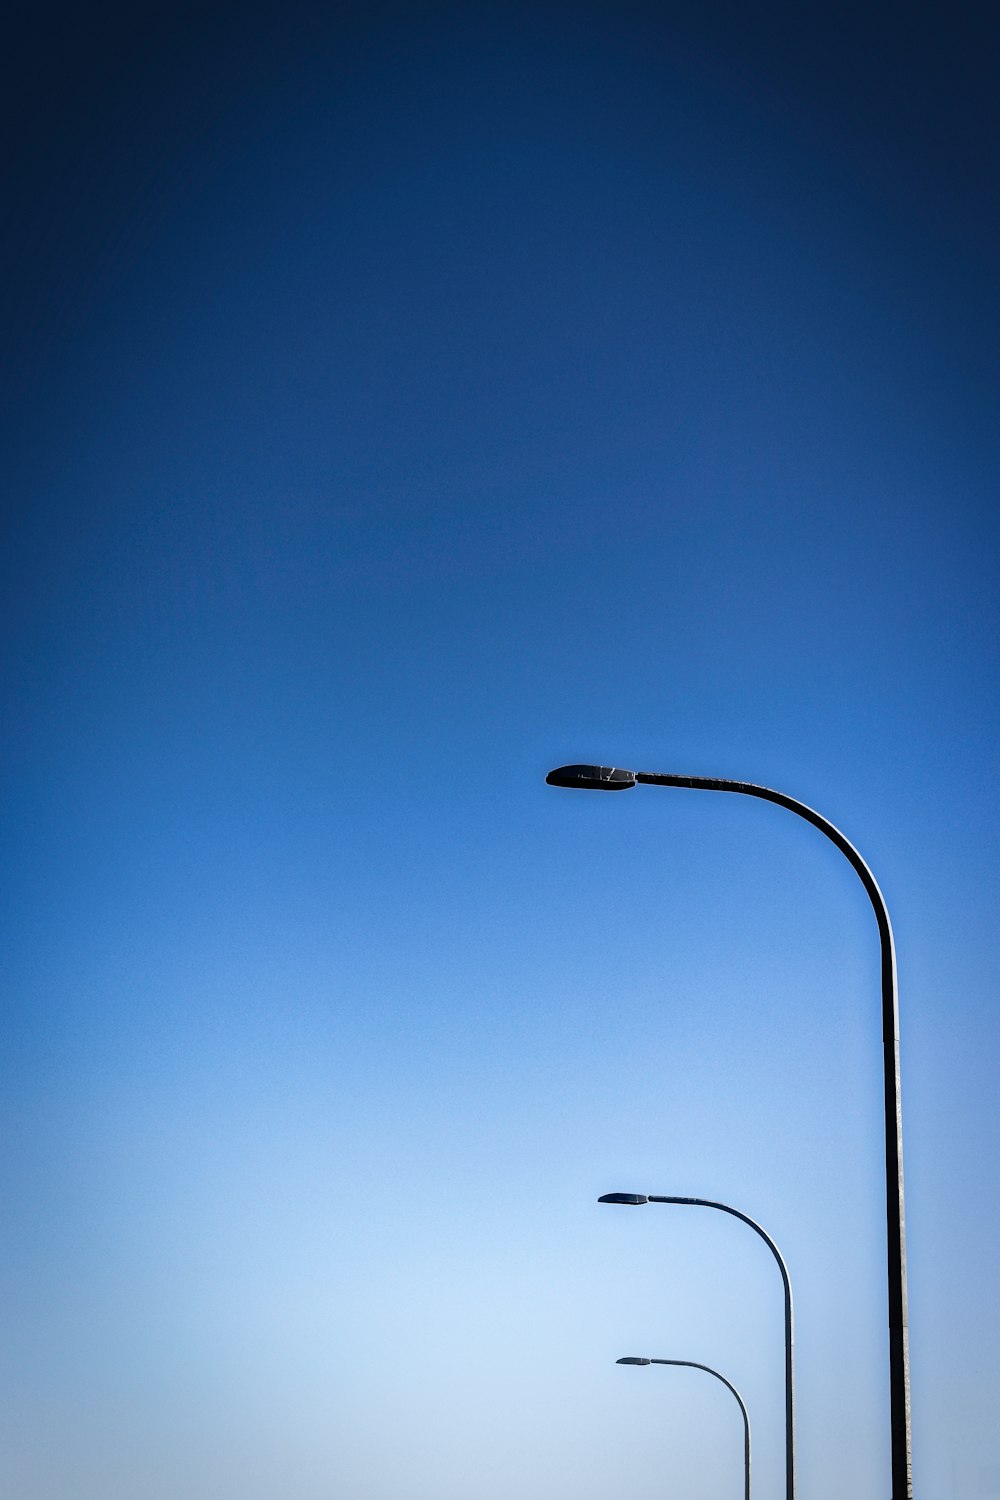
[
  {"left": 617, "top": 1355, "right": 751, "bottom": 1500},
  {"left": 547, "top": 763, "right": 912, "bottom": 1500},
  {"left": 602, "top": 1192, "right": 791, "bottom": 1500}
]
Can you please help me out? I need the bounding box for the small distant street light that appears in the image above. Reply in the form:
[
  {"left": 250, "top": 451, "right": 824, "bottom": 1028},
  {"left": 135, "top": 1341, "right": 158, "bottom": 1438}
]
[
  {"left": 549, "top": 762, "right": 912, "bottom": 1500},
  {"left": 601, "top": 1192, "right": 792, "bottom": 1500},
  {"left": 617, "top": 1355, "right": 751, "bottom": 1500}
]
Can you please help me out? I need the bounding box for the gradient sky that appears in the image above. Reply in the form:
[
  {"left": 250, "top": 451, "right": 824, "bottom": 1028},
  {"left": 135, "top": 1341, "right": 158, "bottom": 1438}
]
[{"left": 3, "top": 4, "right": 999, "bottom": 1498}]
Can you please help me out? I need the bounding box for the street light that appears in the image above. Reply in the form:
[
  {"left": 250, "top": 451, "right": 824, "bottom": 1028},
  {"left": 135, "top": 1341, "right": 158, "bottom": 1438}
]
[
  {"left": 601, "top": 1193, "right": 790, "bottom": 1500},
  {"left": 617, "top": 1355, "right": 751, "bottom": 1500},
  {"left": 548, "top": 763, "right": 912, "bottom": 1500}
]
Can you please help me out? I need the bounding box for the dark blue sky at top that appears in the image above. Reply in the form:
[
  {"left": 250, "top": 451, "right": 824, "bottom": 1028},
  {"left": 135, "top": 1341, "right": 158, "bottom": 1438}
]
[
  {"left": 5, "top": 1, "right": 997, "bottom": 802},
  {"left": 2, "top": 5, "right": 999, "bottom": 1499}
]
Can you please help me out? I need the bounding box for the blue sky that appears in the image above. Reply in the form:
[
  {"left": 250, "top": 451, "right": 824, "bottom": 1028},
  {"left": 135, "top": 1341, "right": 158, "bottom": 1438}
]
[{"left": 3, "top": 4, "right": 998, "bottom": 1497}]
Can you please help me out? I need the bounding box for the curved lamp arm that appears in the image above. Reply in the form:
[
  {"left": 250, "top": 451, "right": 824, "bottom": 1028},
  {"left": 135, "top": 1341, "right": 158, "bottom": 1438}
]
[{"left": 618, "top": 1355, "right": 751, "bottom": 1500}]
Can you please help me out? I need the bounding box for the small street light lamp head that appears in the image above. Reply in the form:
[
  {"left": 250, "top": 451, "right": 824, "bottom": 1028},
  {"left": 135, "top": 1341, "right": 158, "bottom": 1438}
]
[
  {"left": 546, "top": 764, "right": 636, "bottom": 791},
  {"left": 598, "top": 1192, "right": 649, "bottom": 1205},
  {"left": 617, "top": 1357, "right": 651, "bottom": 1366}
]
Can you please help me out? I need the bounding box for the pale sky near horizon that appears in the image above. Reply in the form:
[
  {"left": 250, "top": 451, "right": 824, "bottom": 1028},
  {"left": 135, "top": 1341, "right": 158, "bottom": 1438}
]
[{"left": 3, "top": 4, "right": 999, "bottom": 1497}]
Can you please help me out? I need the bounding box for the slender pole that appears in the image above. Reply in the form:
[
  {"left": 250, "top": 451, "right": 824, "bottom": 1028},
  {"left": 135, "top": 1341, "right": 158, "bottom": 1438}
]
[
  {"left": 631, "top": 770, "right": 911, "bottom": 1500},
  {"left": 622, "top": 1357, "right": 751, "bottom": 1500},
  {"left": 646, "top": 1197, "right": 791, "bottom": 1500}
]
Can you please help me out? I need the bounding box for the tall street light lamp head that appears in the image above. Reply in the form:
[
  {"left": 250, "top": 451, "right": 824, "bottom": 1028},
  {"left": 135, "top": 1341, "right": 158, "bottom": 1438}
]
[
  {"left": 617, "top": 1357, "right": 652, "bottom": 1366},
  {"left": 598, "top": 1192, "right": 649, "bottom": 1205},
  {"left": 546, "top": 764, "right": 636, "bottom": 791}
]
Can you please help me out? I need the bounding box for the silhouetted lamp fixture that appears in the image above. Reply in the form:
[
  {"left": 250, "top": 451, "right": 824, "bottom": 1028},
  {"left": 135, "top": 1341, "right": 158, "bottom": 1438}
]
[
  {"left": 617, "top": 1356, "right": 751, "bottom": 1500},
  {"left": 549, "top": 762, "right": 912, "bottom": 1500},
  {"left": 601, "top": 1191, "right": 792, "bottom": 1500}
]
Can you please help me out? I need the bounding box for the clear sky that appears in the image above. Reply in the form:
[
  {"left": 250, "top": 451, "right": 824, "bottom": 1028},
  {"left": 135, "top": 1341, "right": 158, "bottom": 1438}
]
[{"left": 3, "top": 4, "right": 998, "bottom": 1498}]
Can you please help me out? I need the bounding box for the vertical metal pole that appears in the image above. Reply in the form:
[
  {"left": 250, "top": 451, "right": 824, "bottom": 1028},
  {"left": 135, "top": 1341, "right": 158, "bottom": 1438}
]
[{"left": 635, "top": 772, "right": 912, "bottom": 1500}]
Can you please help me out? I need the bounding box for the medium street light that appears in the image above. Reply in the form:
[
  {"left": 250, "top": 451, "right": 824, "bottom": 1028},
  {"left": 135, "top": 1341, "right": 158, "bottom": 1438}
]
[
  {"left": 602, "top": 1193, "right": 790, "bottom": 1500},
  {"left": 617, "top": 1355, "right": 751, "bottom": 1500},
  {"left": 548, "top": 762, "right": 912, "bottom": 1500}
]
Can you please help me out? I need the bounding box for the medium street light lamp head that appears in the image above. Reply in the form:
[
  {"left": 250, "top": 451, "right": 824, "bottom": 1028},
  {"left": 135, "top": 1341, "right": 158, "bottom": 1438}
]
[
  {"left": 617, "top": 1357, "right": 652, "bottom": 1365},
  {"left": 545, "top": 764, "right": 636, "bottom": 790},
  {"left": 598, "top": 1192, "right": 649, "bottom": 1205}
]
